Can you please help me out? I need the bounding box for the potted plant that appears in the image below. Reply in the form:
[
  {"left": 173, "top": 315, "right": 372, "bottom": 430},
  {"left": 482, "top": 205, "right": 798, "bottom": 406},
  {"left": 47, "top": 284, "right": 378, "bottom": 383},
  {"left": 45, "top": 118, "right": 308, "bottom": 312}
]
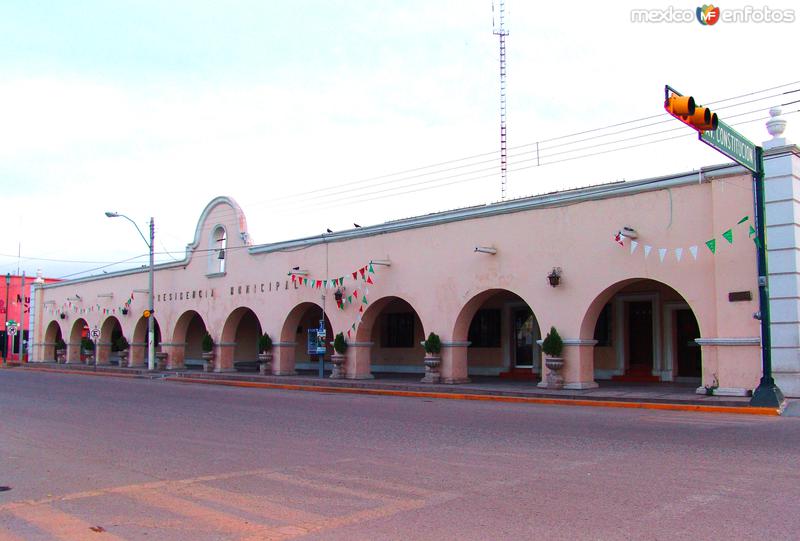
[
  {"left": 330, "top": 332, "right": 347, "bottom": 379},
  {"left": 257, "top": 333, "right": 273, "bottom": 375},
  {"left": 420, "top": 332, "right": 442, "bottom": 383},
  {"left": 542, "top": 326, "right": 564, "bottom": 389},
  {"left": 115, "top": 335, "right": 130, "bottom": 368},
  {"left": 201, "top": 332, "right": 215, "bottom": 371},
  {"left": 55, "top": 337, "right": 67, "bottom": 363},
  {"left": 81, "top": 337, "right": 95, "bottom": 365}
]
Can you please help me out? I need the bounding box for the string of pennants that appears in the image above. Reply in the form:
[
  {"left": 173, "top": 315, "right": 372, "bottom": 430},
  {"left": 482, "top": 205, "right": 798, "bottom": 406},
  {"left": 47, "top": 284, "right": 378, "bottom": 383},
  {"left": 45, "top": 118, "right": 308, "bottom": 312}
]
[
  {"left": 45, "top": 293, "right": 136, "bottom": 316},
  {"left": 289, "top": 262, "right": 378, "bottom": 341},
  {"left": 613, "top": 215, "right": 757, "bottom": 262}
]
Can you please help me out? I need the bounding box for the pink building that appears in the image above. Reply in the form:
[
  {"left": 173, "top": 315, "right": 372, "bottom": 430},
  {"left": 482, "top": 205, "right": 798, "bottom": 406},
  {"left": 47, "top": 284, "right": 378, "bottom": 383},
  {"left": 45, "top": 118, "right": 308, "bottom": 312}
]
[
  {"left": 2, "top": 271, "right": 59, "bottom": 361},
  {"left": 30, "top": 117, "right": 800, "bottom": 397}
]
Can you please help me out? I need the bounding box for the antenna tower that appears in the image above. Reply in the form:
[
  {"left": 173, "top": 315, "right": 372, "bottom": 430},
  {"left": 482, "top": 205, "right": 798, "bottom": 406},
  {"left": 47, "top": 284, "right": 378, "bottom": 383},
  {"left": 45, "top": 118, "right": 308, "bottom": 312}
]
[{"left": 492, "top": 0, "right": 509, "bottom": 201}]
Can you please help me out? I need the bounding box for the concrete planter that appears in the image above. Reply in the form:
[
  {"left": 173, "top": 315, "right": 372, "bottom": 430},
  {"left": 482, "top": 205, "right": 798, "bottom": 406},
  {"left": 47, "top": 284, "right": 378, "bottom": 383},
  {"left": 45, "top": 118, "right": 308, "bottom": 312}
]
[
  {"left": 201, "top": 351, "right": 215, "bottom": 372},
  {"left": 56, "top": 349, "right": 66, "bottom": 363},
  {"left": 330, "top": 352, "right": 346, "bottom": 379},
  {"left": 258, "top": 352, "right": 272, "bottom": 375},
  {"left": 421, "top": 353, "right": 442, "bottom": 384},
  {"left": 118, "top": 349, "right": 129, "bottom": 368},
  {"left": 544, "top": 356, "right": 564, "bottom": 389},
  {"left": 155, "top": 351, "right": 169, "bottom": 370}
]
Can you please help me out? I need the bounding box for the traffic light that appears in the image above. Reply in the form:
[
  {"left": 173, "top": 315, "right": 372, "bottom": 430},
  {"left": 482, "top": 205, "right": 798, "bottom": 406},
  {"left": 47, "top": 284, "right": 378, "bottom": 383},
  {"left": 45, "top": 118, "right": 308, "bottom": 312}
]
[
  {"left": 665, "top": 92, "right": 718, "bottom": 133},
  {"left": 143, "top": 309, "right": 153, "bottom": 319}
]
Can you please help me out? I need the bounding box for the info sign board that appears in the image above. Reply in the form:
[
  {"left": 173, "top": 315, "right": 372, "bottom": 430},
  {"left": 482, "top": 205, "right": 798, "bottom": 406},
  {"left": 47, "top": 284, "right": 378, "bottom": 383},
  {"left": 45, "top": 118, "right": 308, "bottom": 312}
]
[{"left": 700, "top": 120, "right": 759, "bottom": 174}]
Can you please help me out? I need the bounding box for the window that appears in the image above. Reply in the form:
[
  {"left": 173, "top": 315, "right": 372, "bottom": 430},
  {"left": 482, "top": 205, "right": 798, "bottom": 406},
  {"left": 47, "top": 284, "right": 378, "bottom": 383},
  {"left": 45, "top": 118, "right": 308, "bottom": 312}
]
[
  {"left": 593, "top": 303, "right": 613, "bottom": 347},
  {"left": 208, "top": 226, "right": 227, "bottom": 274},
  {"left": 382, "top": 313, "right": 415, "bottom": 348},
  {"left": 468, "top": 309, "right": 501, "bottom": 348}
]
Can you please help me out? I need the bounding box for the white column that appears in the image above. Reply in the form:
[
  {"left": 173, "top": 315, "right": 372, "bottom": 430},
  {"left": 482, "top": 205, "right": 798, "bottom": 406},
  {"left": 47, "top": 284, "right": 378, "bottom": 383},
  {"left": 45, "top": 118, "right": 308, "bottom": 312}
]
[{"left": 763, "top": 107, "right": 800, "bottom": 397}]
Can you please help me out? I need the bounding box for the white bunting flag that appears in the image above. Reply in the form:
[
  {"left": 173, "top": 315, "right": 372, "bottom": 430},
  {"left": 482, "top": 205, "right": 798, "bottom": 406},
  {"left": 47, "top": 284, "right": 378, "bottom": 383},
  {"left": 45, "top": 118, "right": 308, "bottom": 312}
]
[
  {"left": 689, "top": 245, "right": 698, "bottom": 260},
  {"left": 644, "top": 245, "right": 652, "bottom": 258},
  {"left": 658, "top": 248, "right": 667, "bottom": 262},
  {"left": 630, "top": 240, "right": 639, "bottom": 254},
  {"left": 675, "top": 247, "right": 683, "bottom": 262}
]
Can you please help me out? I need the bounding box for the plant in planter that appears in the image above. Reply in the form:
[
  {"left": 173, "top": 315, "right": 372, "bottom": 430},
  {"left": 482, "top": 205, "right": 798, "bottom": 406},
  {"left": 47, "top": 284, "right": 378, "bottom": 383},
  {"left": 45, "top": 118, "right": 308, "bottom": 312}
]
[
  {"left": 81, "top": 337, "right": 95, "bottom": 364},
  {"left": 420, "top": 332, "right": 442, "bottom": 383},
  {"left": 330, "top": 332, "right": 347, "bottom": 379},
  {"left": 257, "top": 333, "right": 273, "bottom": 375},
  {"left": 542, "top": 326, "right": 565, "bottom": 389},
  {"left": 55, "top": 337, "right": 67, "bottom": 363},
  {"left": 201, "top": 332, "right": 215, "bottom": 371},
  {"left": 115, "top": 335, "right": 130, "bottom": 367}
]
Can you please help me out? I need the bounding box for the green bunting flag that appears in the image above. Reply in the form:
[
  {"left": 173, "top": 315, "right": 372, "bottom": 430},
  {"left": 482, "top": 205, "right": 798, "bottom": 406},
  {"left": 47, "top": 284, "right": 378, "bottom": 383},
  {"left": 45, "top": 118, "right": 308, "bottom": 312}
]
[
  {"left": 749, "top": 225, "right": 756, "bottom": 238},
  {"left": 737, "top": 216, "right": 749, "bottom": 224},
  {"left": 368, "top": 263, "right": 374, "bottom": 274},
  {"left": 722, "top": 229, "right": 733, "bottom": 244},
  {"left": 362, "top": 295, "right": 368, "bottom": 304},
  {"left": 705, "top": 239, "right": 717, "bottom": 254},
  {"left": 754, "top": 236, "right": 762, "bottom": 248}
]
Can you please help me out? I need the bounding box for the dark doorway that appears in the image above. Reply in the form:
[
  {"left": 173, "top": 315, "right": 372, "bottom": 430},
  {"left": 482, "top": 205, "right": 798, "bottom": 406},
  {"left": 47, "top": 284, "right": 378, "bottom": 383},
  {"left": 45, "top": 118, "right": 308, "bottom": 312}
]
[
  {"left": 627, "top": 301, "right": 653, "bottom": 372},
  {"left": 675, "top": 309, "right": 701, "bottom": 377},
  {"left": 513, "top": 308, "right": 535, "bottom": 368}
]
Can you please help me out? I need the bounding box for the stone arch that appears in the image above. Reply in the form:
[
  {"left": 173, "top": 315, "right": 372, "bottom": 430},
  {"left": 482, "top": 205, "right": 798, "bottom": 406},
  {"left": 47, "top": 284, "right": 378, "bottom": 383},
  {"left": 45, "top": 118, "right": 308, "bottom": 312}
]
[
  {"left": 67, "top": 317, "right": 89, "bottom": 363},
  {"left": 221, "top": 306, "right": 263, "bottom": 371},
  {"left": 98, "top": 316, "right": 124, "bottom": 365},
  {"left": 580, "top": 278, "right": 703, "bottom": 383},
  {"left": 452, "top": 288, "right": 543, "bottom": 378},
  {"left": 43, "top": 320, "right": 63, "bottom": 361},
  {"left": 173, "top": 310, "right": 208, "bottom": 364},
  {"left": 280, "top": 302, "right": 332, "bottom": 372},
  {"left": 130, "top": 315, "right": 162, "bottom": 367},
  {"left": 354, "top": 296, "right": 426, "bottom": 375}
]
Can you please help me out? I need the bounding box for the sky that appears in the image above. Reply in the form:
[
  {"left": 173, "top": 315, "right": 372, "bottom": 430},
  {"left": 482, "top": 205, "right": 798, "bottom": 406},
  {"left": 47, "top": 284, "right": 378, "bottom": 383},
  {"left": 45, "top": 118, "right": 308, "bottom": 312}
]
[{"left": 1, "top": 0, "right": 797, "bottom": 279}]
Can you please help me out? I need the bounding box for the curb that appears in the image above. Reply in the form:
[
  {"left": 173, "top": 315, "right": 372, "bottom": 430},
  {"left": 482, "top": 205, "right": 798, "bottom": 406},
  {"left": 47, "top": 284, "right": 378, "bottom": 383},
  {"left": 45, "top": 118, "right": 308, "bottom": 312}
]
[
  {"left": 9, "top": 365, "right": 781, "bottom": 416},
  {"left": 169, "top": 376, "right": 781, "bottom": 416}
]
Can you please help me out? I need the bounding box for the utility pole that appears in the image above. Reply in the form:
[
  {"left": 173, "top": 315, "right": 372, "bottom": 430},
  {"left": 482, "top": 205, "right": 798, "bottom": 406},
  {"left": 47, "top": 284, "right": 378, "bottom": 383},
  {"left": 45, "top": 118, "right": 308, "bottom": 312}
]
[{"left": 493, "top": 0, "right": 509, "bottom": 201}]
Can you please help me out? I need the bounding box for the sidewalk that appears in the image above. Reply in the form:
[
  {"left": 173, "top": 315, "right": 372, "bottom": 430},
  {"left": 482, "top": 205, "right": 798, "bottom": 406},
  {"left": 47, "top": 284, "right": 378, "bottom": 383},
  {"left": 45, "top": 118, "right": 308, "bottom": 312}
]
[{"left": 8, "top": 362, "right": 785, "bottom": 415}]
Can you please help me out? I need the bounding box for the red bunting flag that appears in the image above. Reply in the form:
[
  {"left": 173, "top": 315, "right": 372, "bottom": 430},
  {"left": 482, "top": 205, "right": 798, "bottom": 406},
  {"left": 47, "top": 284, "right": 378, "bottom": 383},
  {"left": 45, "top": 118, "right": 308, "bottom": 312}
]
[
  {"left": 347, "top": 330, "right": 351, "bottom": 338},
  {"left": 359, "top": 267, "right": 365, "bottom": 278},
  {"left": 359, "top": 305, "right": 364, "bottom": 313},
  {"left": 352, "top": 271, "right": 358, "bottom": 280},
  {"left": 366, "top": 276, "right": 373, "bottom": 284}
]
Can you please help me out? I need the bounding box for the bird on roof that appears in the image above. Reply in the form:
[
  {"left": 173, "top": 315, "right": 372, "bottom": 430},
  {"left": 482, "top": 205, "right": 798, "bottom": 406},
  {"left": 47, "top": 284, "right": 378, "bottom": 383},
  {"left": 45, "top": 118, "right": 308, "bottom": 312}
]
[
  {"left": 354, "top": 223, "right": 361, "bottom": 228},
  {"left": 326, "top": 228, "right": 333, "bottom": 233}
]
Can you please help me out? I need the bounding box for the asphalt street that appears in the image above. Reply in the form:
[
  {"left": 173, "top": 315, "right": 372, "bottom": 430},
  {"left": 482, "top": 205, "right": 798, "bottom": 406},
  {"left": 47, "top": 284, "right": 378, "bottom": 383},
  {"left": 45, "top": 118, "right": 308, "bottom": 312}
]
[{"left": 1, "top": 370, "right": 798, "bottom": 540}]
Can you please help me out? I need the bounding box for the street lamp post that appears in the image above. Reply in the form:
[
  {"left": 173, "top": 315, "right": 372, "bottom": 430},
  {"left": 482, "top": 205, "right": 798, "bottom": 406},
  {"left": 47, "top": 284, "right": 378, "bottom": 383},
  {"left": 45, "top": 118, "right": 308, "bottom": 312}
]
[
  {"left": 3, "top": 273, "right": 9, "bottom": 364},
  {"left": 105, "top": 212, "right": 156, "bottom": 371}
]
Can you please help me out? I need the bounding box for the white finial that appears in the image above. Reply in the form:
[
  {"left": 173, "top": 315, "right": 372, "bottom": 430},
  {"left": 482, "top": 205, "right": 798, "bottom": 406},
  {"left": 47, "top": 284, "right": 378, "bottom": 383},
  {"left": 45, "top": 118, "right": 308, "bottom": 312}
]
[
  {"left": 764, "top": 106, "right": 790, "bottom": 149},
  {"left": 34, "top": 268, "right": 45, "bottom": 284},
  {"left": 767, "top": 106, "right": 786, "bottom": 138}
]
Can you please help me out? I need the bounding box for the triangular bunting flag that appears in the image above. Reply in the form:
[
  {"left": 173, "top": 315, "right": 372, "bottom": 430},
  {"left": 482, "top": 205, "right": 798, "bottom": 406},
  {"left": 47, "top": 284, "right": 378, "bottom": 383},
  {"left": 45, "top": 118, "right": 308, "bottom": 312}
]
[
  {"left": 323, "top": 280, "right": 328, "bottom": 289},
  {"left": 705, "top": 239, "right": 717, "bottom": 254},
  {"left": 369, "top": 263, "right": 374, "bottom": 274},
  {"left": 749, "top": 225, "right": 756, "bottom": 238},
  {"left": 352, "top": 271, "right": 358, "bottom": 280},
  {"left": 754, "top": 236, "right": 762, "bottom": 248},
  {"left": 359, "top": 267, "right": 366, "bottom": 278},
  {"left": 362, "top": 295, "right": 368, "bottom": 304},
  {"left": 366, "top": 276, "right": 373, "bottom": 284},
  {"left": 614, "top": 232, "right": 624, "bottom": 246},
  {"left": 644, "top": 245, "right": 652, "bottom": 258},
  {"left": 722, "top": 229, "right": 733, "bottom": 244},
  {"left": 347, "top": 295, "right": 353, "bottom": 304},
  {"left": 352, "top": 323, "right": 356, "bottom": 330},
  {"left": 347, "top": 330, "right": 351, "bottom": 338},
  {"left": 359, "top": 305, "right": 364, "bottom": 313},
  {"left": 658, "top": 248, "right": 667, "bottom": 262},
  {"left": 689, "top": 245, "right": 698, "bottom": 260},
  {"left": 630, "top": 240, "right": 639, "bottom": 254},
  {"left": 675, "top": 247, "right": 683, "bottom": 261},
  {"left": 737, "top": 216, "right": 749, "bottom": 224}
]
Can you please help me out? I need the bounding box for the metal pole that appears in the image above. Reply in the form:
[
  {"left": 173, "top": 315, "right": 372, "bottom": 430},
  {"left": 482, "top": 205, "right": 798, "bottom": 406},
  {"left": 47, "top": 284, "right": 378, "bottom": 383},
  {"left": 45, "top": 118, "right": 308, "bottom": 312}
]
[
  {"left": 18, "top": 272, "right": 25, "bottom": 361},
  {"left": 319, "top": 239, "right": 328, "bottom": 378},
  {"left": 148, "top": 217, "right": 155, "bottom": 371},
  {"left": 750, "top": 146, "right": 784, "bottom": 407},
  {"left": 3, "top": 274, "right": 9, "bottom": 363}
]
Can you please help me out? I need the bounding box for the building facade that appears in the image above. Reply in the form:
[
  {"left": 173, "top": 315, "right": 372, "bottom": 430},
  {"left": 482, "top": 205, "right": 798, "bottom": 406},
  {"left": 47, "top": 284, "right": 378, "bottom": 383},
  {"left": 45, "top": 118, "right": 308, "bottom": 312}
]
[{"left": 29, "top": 128, "right": 800, "bottom": 397}]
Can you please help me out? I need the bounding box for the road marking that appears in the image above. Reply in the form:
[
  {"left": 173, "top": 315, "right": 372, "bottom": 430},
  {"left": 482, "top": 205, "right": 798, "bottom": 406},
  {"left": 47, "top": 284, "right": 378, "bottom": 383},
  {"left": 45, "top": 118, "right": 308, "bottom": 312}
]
[
  {"left": 308, "top": 468, "right": 438, "bottom": 498},
  {"left": 118, "top": 487, "right": 285, "bottom": 540},
  {"left": 165, "top": 481, "right": 327, "bottom": 524},
  {"left": 258, "top": 471, "right": 409, "bottom": 502},
  {"left": 8, "top": 503, "right": 127, "bottom": 541}
]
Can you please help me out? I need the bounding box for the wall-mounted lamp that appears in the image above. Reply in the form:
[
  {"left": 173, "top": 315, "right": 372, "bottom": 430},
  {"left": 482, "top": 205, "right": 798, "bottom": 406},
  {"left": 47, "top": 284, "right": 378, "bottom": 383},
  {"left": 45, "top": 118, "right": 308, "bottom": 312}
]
[
  {"left": 547, "top": 267, "right": 562, "bottom": 287},
  {"left": 59, "top": 313, "right": 67, "bottom": 320},
  {"left": 370, "top": 259, "right": 392, "bottom": 267},
  {"left": 67, "top": 294, "right": 82, "bottom": 301},
  {"left": 474, "top": 246, "right": 497, "bottom": 255},
  {"left": 619, "top": 226, "right": 638, "bottom": 239},
  {"left": 334, "top": 288, "right": 344, "bottom": 303},
  {"left": 290, "top": 267, "right": 309, "bottom": 276}
]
